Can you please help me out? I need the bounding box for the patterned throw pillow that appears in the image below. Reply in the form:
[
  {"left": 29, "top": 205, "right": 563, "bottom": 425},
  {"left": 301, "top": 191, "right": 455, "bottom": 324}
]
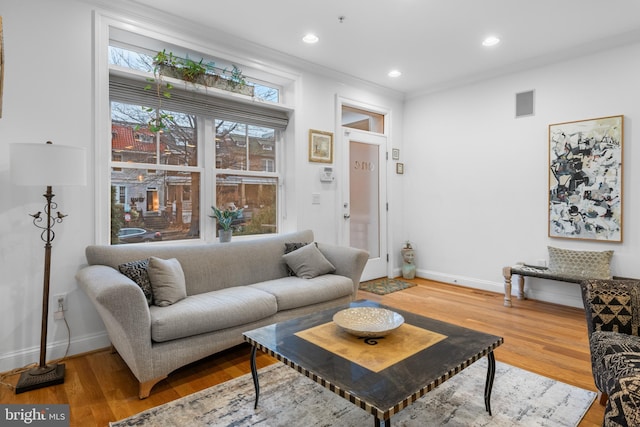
[
  {"left": 547, "top": 246, "right": 613, "bottom": 279},
  {"left": 118, "top": 258, "right": 153, "bottom": 305}
]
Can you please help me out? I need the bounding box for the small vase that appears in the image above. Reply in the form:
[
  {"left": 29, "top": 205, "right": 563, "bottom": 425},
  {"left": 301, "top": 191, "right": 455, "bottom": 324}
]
[{"left": 219, "top": 229, "right": 232, "bottom": 243}]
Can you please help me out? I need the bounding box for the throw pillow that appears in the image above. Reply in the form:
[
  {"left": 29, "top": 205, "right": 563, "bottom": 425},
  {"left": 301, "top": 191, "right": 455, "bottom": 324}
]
[
  {"left": 147, "top": 257, "right": 187, "bottom": 307},
  {"left": 547, "top": 246, "right": 614, "bottom": 279},
  {"left": 282, "top": 242, "right": 336, "bottom": 279},
  {"left": 284, "top": 242, "right": 314, "bottom": 276},
  {"left": 118, "top": 259, "right": 153, "bottom": 305}
]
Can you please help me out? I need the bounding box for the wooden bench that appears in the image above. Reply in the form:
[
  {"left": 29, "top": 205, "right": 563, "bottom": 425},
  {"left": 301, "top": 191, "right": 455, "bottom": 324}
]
[{"left": 501, "top": 264, "right": 628, "bottom": 307}]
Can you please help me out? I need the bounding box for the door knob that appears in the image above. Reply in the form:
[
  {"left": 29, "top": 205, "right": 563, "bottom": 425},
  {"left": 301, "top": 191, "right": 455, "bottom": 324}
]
[{"left": 343, "top": 214, "right": 350, "bottom": 219}]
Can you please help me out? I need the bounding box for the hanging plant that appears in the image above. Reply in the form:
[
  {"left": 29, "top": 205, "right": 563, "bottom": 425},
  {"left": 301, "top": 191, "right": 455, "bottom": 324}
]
[{"left": 138, "top": 49, "right": 175, "bottom": 132}]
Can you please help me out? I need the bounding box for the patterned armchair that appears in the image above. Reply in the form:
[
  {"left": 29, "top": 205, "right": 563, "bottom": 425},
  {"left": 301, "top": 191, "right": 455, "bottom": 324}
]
[{"left": 580, "top": 279, "right": 640, "bottom": 427}]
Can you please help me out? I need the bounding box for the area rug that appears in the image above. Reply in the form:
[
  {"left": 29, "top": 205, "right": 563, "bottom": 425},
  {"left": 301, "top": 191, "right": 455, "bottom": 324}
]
[
  {"left": 358, "top": 277, "right": 416, "bottom": 295},
  {"left": 110, "top": 358, "right": 596, "bottom": 426}
]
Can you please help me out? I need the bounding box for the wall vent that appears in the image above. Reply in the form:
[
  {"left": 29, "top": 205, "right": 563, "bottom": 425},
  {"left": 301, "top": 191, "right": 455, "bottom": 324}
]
[{"left": 515, "top": 90, "right": 535, "bottom": 118}]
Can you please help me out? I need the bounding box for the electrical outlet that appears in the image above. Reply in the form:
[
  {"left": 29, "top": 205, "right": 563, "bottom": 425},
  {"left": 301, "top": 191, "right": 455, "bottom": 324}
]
[
  {"left": 54, "top": 294, "right": 66, "bottom": 311},
  {"left": 53, "top": 293, "right": 67, "bottom": 320}
]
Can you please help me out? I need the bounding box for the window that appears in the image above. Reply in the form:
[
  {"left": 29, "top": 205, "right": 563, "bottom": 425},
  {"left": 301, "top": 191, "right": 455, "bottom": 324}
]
[
  {"left": 118, "top": 186, "right": 126, "bottom": 204},
  {"left": 107, "top": 34, "right": 289, "bottom": 245},
  {"left": 342, "top": 105, "right": 385, "bottom": 134}
]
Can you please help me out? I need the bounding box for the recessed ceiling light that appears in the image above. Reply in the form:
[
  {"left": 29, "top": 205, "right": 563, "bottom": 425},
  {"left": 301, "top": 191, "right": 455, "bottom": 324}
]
[
  {"left": 388, "top": 70, "right": 402, "bottom": 78},
  {"left": 482, "top": 36, "right": 500, "bottom": 47},
  {"left": 303, "top": 33, "right": 319, "bottom": 44}
]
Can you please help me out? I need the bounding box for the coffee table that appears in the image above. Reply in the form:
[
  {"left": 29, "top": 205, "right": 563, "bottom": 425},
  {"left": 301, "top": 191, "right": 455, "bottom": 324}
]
[{"left": 243, "top": 300, "right": 503, "bottom": 426}]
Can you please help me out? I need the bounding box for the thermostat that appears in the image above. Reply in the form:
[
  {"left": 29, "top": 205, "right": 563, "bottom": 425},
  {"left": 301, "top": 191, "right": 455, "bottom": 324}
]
[{"left": 320, "top": 167, "right": 335, "bottom": 182}]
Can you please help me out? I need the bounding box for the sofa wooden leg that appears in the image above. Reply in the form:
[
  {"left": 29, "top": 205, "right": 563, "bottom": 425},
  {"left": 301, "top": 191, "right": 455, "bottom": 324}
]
[
  {"left": 598, "top": 391, "right": 608, "bottom": 406},
  {"left": 139, "top": 376, "right": 167, "bottom": 399}
]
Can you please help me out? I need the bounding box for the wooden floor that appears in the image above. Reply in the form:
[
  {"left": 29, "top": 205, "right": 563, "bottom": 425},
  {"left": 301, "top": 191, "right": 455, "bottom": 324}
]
[{"left": 0, "top": 278, "right": 605, "bottom": 426}]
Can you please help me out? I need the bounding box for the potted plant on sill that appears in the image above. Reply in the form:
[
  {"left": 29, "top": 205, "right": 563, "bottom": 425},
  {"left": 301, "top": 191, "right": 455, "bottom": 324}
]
[
  {"left": 210, "top": 206, "right": 243, "bottom": 243},
  {"left": 152, "top": 50, "right": 254, "bottom": 97}
]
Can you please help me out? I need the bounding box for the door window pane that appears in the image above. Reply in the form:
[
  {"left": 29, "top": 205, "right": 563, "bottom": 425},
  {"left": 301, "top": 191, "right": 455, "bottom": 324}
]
[{"left": 349, "top": 141, "right": 380, "bottom": 257}]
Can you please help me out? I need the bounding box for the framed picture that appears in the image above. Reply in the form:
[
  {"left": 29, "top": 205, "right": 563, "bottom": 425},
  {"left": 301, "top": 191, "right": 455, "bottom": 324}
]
[
  {"left": 396, "top": 162, "right": 404, "bottom": 174},
  {"left": 392, "top": 148, "right": 400, "bottom": 160},
  {"left": 548, "top": 115, "right": 623, "bottom": 242},
  {"left": 308, "top": 129, "right": 333, "bottom": 163}
]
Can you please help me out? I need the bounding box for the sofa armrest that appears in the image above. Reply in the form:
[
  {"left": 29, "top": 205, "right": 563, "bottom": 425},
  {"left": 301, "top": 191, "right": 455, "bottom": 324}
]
[
  {"left": 75, "top": 265, "right": 154, "bottom": 381},
  {"left": 581, "top": 279, "right": 640, "bottom": 338},
  {"left": 317, "top": 243, "right": 369, "bottom": 295}
]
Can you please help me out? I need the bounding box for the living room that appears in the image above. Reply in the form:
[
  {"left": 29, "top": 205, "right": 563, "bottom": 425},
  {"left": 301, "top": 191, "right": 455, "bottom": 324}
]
[{"left": 1, "top": 0, "right": 640, "bottom": 425}]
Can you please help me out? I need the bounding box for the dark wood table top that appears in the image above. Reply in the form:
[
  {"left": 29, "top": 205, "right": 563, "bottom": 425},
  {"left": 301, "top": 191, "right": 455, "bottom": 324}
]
[{"left": 243, "top": 299, "right": 503, "bottom": 420}]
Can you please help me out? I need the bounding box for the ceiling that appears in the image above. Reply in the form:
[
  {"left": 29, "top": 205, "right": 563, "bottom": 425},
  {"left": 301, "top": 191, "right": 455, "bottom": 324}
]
[{"left": 129, "top": 0, "right": 640, "bottom": 95}]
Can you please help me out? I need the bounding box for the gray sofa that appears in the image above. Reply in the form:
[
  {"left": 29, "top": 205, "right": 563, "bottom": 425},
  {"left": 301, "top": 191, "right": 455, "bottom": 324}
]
[{"left": 76, "top": 230, "right": 368, "bottom": 398}]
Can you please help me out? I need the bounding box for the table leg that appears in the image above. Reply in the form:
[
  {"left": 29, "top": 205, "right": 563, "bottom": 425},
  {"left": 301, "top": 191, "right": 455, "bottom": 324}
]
[
  {"left": 375, "top": 417, "right": 390, "bottom": 427},
  {"left": 502, "top": 266, "right": 512, "bottom": 307},
  {"left": 250, "top": 345, "right": 260, "bottom": 409},
  {"left": 484, "top": 351, "right": 496, "bottom": 416}
]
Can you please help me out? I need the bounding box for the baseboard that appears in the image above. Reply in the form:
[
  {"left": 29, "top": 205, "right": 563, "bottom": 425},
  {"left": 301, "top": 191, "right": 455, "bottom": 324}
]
[
  {"left": 0, "top": 331, "right": 111, "bottom": 374},
  {"left": 415, "top": 268, "right": 584, "bottom": 309}
]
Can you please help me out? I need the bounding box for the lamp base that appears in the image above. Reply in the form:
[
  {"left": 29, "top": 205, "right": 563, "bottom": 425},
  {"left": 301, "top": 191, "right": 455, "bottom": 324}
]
[{"left": 15, "top": 363, "right": 65, "bottom": 394}]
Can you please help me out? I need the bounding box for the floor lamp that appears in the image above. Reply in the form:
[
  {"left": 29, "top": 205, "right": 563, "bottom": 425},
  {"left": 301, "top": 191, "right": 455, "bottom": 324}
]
[{"left": 9, "top": 141, "right": 86, "bottom": 394}]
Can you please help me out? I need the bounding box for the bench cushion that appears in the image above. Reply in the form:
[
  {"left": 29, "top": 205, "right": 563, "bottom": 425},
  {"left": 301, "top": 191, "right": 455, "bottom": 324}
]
[
  {"left": 149, "top": 287, "right": 277, "bottom": 342},
  {"left": 250, "top": 275, "right": 353, "bottom": 310},
  {"left": 547, "top": 246, "right": 613, "bottom": 280}
]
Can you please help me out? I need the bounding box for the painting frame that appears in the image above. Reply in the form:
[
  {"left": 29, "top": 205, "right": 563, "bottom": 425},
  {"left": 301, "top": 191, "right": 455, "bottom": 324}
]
[
  {"left": 548, "top": 115, "right": 623, "bottom": 242},
  {"left": 308, "top": 129, "right": 333, "bottom": 163}
]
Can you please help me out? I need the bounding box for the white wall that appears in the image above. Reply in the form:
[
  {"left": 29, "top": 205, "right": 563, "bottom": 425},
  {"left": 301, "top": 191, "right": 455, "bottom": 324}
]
[
  {"left": 0, "top": 0, "right": 405, "bottom": 371},
  {"left": 404, "top": 42, "right": 640, "bottom": 308}
]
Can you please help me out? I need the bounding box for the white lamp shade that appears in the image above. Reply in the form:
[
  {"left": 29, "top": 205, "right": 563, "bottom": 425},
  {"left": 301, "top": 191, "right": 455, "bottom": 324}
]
[{"left": 10, "top": 142, "right": 87, "bottom": 186}]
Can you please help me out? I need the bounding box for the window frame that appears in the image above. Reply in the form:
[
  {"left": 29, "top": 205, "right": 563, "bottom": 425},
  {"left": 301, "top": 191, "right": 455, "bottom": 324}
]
[{"left": 94, "top": 12, "right": 295, "bottom": 245}]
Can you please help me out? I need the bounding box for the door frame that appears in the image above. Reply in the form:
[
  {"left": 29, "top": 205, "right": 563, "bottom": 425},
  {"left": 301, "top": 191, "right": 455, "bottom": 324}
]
[{"left": 336, "top": 96, "right": 391, "bottom": 280}]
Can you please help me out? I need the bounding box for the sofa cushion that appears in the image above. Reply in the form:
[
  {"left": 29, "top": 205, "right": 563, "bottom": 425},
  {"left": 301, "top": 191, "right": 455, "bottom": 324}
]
[
  {"left": 250, "top": 274, "right": 352, "bottom": 310},
  {"left": 547, "top": 246, "right": 613, "bottom": 279},
  {"left": 604, "top": 375, "right": 640, "bottom": 427},
  {"left": 589, "top": 331, "right": 640, "bottom": 393},
  {"left": 118, "top": 258, "right": 153, "bottom": 305},
  {"left": 147, "top": 257, "right": 187, "bottom": 307},
  {"left": 149, "top": 287, "right": 278, "bottom": 342},
  {"left": 282, "top": 243, "right": 336, "bottom": 279}
]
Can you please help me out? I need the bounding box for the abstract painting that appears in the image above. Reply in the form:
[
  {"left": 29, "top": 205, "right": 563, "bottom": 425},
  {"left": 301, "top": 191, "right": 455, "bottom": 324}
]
[{"left": 548, "top": 115, "right": 623, "bottom": 241}]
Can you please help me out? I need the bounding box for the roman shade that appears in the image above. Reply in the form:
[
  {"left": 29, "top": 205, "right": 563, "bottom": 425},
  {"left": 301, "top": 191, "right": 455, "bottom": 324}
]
[{"left": 109, "top": 71, "right": 290, "bottom": 130}]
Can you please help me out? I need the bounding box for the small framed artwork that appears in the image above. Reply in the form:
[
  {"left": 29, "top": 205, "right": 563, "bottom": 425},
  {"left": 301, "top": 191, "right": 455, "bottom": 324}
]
[
  {"left": 396, "top": 162, "right": 404, "bottom": 174},
  {"left": 308, "top": 129, "right": 333, "bottom": 163},
  {"left": 392, "top": 148, "right": 400, "bottom": 160},
  {"left": 548, "top": 115, "right": 623, "bottom": 242}
]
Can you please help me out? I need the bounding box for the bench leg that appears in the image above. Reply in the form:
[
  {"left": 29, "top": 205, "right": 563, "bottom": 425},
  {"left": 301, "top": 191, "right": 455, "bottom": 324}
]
[
  {"left": 515, "top": 275, "right": 526, "bottom": 300},
  {"left": 502, "top": 266, "right": 512, "bottom": 307}
]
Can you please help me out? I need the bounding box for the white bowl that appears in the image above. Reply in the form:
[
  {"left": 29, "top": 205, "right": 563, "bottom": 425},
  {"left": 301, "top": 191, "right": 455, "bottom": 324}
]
[{"left": 333, "top": 307, "right": 405, "bottom": 337}]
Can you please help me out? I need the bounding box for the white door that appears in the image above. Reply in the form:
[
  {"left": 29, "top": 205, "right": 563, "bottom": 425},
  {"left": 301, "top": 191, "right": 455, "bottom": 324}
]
[{"left": 341, "top": 129, "right": 388, "bottom": 280}]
